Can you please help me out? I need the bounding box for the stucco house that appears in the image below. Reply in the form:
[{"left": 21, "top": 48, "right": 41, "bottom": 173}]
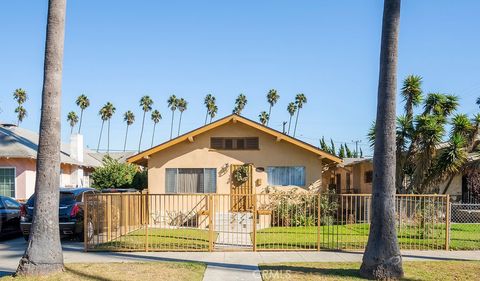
[
  {"left": 0, "top": 123, "right": 103, "bottom": 200},
  {"left": 335, "top": 156, "right": 480, "bottom": 203},
  {"left": 128, "top": 114, "right": 341, "bottom": 198}
]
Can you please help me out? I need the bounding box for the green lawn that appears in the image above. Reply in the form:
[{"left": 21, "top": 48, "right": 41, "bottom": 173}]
[
  {"left": 2, "top": 262, "right": 206, "bottom": 281},
  {"left": 256, "top": 223, "right": 479, "bottom": 250},
  {"left": 95, "top": 228, "right": 214, "bottom": 251},
  {"left": 259, "top": 261, "right": 480, "bottom": 281}
]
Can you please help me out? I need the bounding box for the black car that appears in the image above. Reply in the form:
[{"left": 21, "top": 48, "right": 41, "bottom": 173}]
[
  {"left": 20, "top": 187, "right": 97, "bottom": 241},
  {"left": 0, "top": 196, "right": 22, "bottom": 238}
]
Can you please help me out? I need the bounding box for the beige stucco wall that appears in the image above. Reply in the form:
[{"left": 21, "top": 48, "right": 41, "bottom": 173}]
[
  {"left": 337, "top": 160, "right": 373, "bottom": 194},
  {"left": 147, "top": 121, "right": 325, "bottom": 194}
]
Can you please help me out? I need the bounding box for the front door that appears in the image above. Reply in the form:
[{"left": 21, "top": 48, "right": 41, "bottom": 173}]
[{"left": 230, "top": 164, "right": 253, "bottom": 212}]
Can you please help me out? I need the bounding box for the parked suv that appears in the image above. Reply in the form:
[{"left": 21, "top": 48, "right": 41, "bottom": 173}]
[
  {"left": 0, "top": 196, "right": 22, "bottom": 238},
  {"left": 20, "top": 187, "right": 97, "bottom": 241}
]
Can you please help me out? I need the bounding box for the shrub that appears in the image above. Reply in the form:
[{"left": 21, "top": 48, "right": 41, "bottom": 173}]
[{"left": 91, "top": 156, "right": 140, "bottom": 190}]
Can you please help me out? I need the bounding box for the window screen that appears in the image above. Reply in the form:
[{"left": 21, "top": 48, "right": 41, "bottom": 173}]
[
  {"left": 267, "top": 166, "right": 306, "bottom": 186},
  {"left": 0, "top": 168, "right": 15, "bottom": 198},
  {"left": 210, "top": 137, "right": 259, "bottom": 150},
  {"left": 165, "top": 168, "right": 217, "bottom": 193}
]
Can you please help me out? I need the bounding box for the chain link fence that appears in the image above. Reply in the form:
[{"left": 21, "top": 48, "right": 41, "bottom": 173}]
[{"left": 450, "top": 203, "right": 480, "bottom": 250}]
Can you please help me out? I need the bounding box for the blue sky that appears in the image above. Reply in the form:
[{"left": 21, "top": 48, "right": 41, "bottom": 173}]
[{"left": 1, "top": 1, "right": 479, "bottom": 154}]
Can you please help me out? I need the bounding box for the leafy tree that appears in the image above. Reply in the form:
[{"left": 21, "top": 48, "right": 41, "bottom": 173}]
[
  {"left": 286, "top": 102, "right": 297, "bottom": 135},
  {"left": 338, "top": 144, "right": 345, "bottom": 158},
  {"left": 204, "top": 94, "right": 216, "bottom": 125},
  {"left": 233, "top": 94, "right": 247, "bottom": 115},
  {"left": 319, "top": 136, "right": 329, "bottom": 152},
  {"left": 167, "top": 95, "right": 178, "bottom": 139},
  {"left": 330, "top": 139, "right": 336, "bottom": 156},
  {"left": 138, "top": 96, "right": 153, "bottom": 151},
  {"left": 151, "top": 109, "right": 162, "bottom": 146},
  {"left": 293, "top": 93, "right": 307, "bottom": 137},
  {"left": 209, "top": 104, "right": 218, "bottom": 123},
  {"left": 266, "top": 89, "right": 280, "bottom": 126},
  {"left": 360, "top": 0, "right": 403, "bottom": 278},
  {"left": 91, "top": 156, "right": 137, "bottom": 190},
  {"left": 123, "top": 111, "right": 135, "bottom": 152},
  {"left": 66, "top": 111, "right": 78, "bottom": 134},
  {"left": 259, "top": 111, "right": 269, "bottom": 125},
  {"left": 177, "top": 98, "right": 187, "bottom": 136},
  {"left": 16, "top": 0, "right": 66, "bottom": 275},
  {"left": 97, "top": 102, "right": 115, "bottom": 153},
  {"left": 75, "top": 94, "right": 90, "bottom": 133},
  {"left": 14, "top": 106, "right": 27, "bottom": 126},
  {"left": 13, "top": 88, "right": 28, "bottom": 126},
  {"left": 344, "top": 143, "right": 353, "bottom": 158}
]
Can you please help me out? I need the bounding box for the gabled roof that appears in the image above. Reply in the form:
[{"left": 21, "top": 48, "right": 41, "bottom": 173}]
[
  {"left": 0, "top": 123, "right": 101, "bottom": 168},
  {"left": 127, "top": 114, "right": 342, "bottom": 165}
]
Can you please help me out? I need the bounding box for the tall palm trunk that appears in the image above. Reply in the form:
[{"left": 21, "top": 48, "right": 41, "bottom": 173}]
[
  {"left": 151, "top": 123, "right": 157, "bottom": 147},
  {"left": 16, "top": 0, "right": 66, "bottom": 275},
  {"left": 267, "top": 105, "right": 272, "bottom": 126},
  {"left": 124, "top": 124, "right": 129, "bottom": 152},
  {"left": 177, "top": 112, "right": 183, "bottom": 136},
  {"left": 107, "top": 119, "right": 111, "bottom": 154},
  {"left": 170, "top": 110, "right": 175, "bottom": 139},
  {"left": 78, "top": 109, "right": 84, "bottom": 133},
  {"left": 360, "top": 0, "right": 403, "bottom": 279},
  {"left": 138, "top": 111, "right": 146, "bottom": 152},
  {"left": 293, "top": 109, "right": 300, "bottom": 137},
  {"left": 97, "top": 120, "right": 104, "bottom": 152},
  {"left": 70, "top": 126, "right": 73, "bottom": 134},
  {"left": 205, "top": 110, "right": 209, "bottom": 125},
  {"left": 288, "top": 115, "right": 293, "bottom": 135}
]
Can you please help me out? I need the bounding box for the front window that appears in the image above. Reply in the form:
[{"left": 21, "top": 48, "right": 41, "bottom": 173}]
[
  {"left": 267, "top": 166, "right": 306, "bottom": 186},
  {"left": 166, "top": 168, "right": 217, "bottom": 193},
  {"left": 0, "top": 168, "right": 15, "bottom": 198},
  {"left": 365, "top": 171, "right": 373, "bottom": 184}
]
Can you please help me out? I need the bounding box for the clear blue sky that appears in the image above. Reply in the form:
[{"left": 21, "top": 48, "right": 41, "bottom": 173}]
[{"left": 1, "top": 1, "right": 479, "bottom": 154}]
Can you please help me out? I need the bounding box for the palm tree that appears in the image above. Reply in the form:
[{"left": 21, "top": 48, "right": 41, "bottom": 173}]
[
  {"left": 209, "top": 105, "right": 218, "bottom": 123},
  {"left": 138, "top": 96, "right": 153, "bottom": 152},
  {"left": 67, "top": 111, "right": 79, "bottom": 134},
  {"left": 14, "top": 106, "right": 27, "bottom": 126},
  {"left": 233, "top": 94, "right": 247, "bottom": 115},
  {"left": 476, "top": 97, "right": 480, "bottom": 108},
  {"left": 266, "top": 89, "right": 280, "bottom": 126},
  {"left": 259, "top": 111, "right": 269, "bottom": 125},
  {"left": 75, "top": 94, "right": 90, "bottom": 133},
  {"left": 360, "top": 0, "right": 403, "bottom": 279},
  {"left": 177, "top": 98, "right": 187, "bottom": 136},
  {"left": 123, "top": 111, "right": 135, "bottom": 152},
  {"left": 97, "top": 102, "right": 115, "bottom": 153},
  {"left": 287, "top": 102, "right": 297, "bottom": 135},
  {"left": 293, "top": 94, "right": 307, "bottom": 137},
  {"left": 167, "top": 95, "right": 178, "bottom": 139},
  {"left": 16, "top": 0, "right": 66, "bottom": 276},
  {"left": 204, "top": 94, "right": 216, "bottom": 125},
  {"left": 151, "top": 110, "right": 162, "bottom": 146},
  {"left": 13, "top": 88, "right": 28, "bottom": 126}
]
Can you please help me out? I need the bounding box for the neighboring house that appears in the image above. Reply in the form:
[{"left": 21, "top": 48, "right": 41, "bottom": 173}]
[
  {"left": 336, "top": 156, "right": 480, "bottom": 203},
  {"left": 0, "top": 123, "right": 106, "bottom": 200},
  {"left": 128, "top": 114, "right": 341, "bottom": 199}
]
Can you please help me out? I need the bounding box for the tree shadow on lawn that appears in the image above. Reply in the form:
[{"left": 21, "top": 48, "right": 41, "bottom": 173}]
[{"left": 259, "top": 265, "right": 419, "bottom": 281}]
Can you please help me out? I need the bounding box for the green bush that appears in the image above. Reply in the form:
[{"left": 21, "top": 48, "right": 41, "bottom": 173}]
[{"left": 91, "top": 156, "right": 146, "bottom": 190}]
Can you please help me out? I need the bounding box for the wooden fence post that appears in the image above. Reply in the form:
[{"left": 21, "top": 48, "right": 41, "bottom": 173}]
[
  {"left": 208, "top": 195, "right": 214, "bottom": 252},
  {"left": 145, "top": 193, "right": 149, "bottom": 252},
  {"left": 445, "top": 195, "right": 450, "bottom": 251},
  {"left": 84, "top": 193, "right": 88, "bottom": 252},
  {"left": 317, "top": 193, "right": 321, "bottom": 251},
  {"left": 252, "top": 195, "right": 257, "bottom": 252},
  {"left": 107, "top": 195, "right": 112, "bottom": 241}
]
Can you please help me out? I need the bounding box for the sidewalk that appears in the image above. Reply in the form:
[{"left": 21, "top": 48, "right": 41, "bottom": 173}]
[{"left": 1, "top": 238, "right": 479, "bottom": 281}]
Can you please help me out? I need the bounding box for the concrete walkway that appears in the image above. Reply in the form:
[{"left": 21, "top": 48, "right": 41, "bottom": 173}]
[{"left": 1, "top": 237, "right": 479, "bottom": 281}]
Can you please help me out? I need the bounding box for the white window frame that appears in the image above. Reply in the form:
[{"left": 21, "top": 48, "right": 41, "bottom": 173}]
[
  {"left": 0, "top": 166, "right": 17, "bottom": 198},
  {"left": 266, "top": 166, "right": 306, "bottom": 187},
  {"left": 165, "top": 168, "right": 217, "bottom": 194}
]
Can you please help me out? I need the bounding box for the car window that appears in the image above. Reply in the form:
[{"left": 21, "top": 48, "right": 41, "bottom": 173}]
[
  {"left": 60, "top": 192, "right": 75, "bottom": 204},
  {"left": 75, "top": 192, "right": 83, "bottom": 202},
  {"left": 0, "top": 199, "right": 5, "bottom": 209},
  {"left": 4, "top": 198, "right": 20, "bottom": 209}
]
